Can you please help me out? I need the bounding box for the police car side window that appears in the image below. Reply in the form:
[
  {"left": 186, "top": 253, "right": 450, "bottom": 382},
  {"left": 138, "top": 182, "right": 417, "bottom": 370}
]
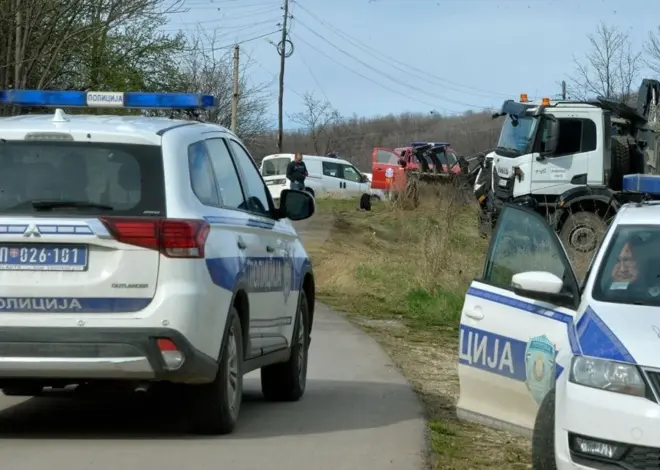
[
  {"left": 482, "top": 207, "right": 568, "bottom": 288},
  {"left": 226, "top": 139, "right": 272, "bottom": 217},
  {"left": 188, "top": 141, "right": 220, "bottom": 206},
  {"left": 204, "top": 139, "right": 246, "bottom": 209}
]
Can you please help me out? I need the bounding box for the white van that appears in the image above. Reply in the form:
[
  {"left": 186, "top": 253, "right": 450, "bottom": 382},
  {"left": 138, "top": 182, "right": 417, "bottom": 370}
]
[{"left": 260, "top": 153, "right": 371, "bottom": 200}]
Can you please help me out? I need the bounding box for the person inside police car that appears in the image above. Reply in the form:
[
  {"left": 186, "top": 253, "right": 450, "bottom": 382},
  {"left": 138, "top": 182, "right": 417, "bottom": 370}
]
[
  {"left": 286, "top": 152, "right": 308, "bottom": 191},
  {"left": 601, "top": 234, "right": 660, "bottom": 300}
]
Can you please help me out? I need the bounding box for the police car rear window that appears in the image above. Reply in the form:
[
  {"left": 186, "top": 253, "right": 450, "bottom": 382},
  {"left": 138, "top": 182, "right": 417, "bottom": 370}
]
[
  {"left": 0, "top": 141, "right": 165, "bottom": 216},
  {"left": 592, "top": 225, "right": 660, "bottom": 305}
]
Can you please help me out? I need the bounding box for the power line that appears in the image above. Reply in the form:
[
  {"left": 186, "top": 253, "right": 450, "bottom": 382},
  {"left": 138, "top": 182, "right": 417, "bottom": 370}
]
[
  {"left": 256, "top": 61, "right": 304, "bottom": 99},
  {"left": 292, "top": 20, "right": 488, "bottom": 110},
  {"left": 166, "top": 7, "right": 280, "bottom": 27},
  {"left": 296, "top": 47, "right": 331, "bottom": 104},
  {"left": 176, "top": 29, "right": 282, "bottom": 54},
  {"left": 164, "top": 18, "right": 280, "bottom": 33},
  {"left": 291, "top": 1, "right": 512, "bottom": 99},
  {"left": 289, "top": 32, "right": 465, "bottom": 114},
  {"left": 291, "top": 22, "right": 489, "bottom": 111},
  {"left": 182, "top": 1, "right": 280, "bottom": 9}
]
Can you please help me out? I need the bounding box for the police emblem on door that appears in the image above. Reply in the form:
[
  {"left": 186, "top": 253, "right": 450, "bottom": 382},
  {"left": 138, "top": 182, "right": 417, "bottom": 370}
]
[{"left": 524, "top": 335, "right": 555, "bottom": 405}]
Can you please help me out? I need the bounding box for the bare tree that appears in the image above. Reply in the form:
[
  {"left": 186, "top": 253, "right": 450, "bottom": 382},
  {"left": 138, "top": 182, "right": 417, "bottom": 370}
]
[
  {"left": 643, "top": 26, "right": 660, "bottom": 78},
  {"left": 289, "top": 91, "right": 341, "bottom": 155},
  {"left": 567, "top": 22, "right": 642, "bottom": 102},
  {"left": 169, "top": 30, "right": 272, "bottom": 145}
]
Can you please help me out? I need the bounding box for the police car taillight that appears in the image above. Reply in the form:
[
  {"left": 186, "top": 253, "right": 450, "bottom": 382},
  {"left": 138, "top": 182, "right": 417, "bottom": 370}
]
[
  {"left": 99, "top": 217, "right": 210, "bottom": 258},
  {"left": 156, "top": 338, "right": 184, "bottom": 370}
]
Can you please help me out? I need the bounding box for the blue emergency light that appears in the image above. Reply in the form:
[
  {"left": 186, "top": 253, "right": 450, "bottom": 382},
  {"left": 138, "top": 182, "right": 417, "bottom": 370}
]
[
  {"left": 0, "top": 89, "right": 215, "bottom": 110},
  {"left": 622, "top": 174, "right": 660, "bottom": 194}
]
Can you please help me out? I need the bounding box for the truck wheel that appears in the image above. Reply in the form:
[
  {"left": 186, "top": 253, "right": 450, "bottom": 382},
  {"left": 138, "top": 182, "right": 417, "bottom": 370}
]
[
  {"left": 189, "top": 307, "right": 243, "bottom": 435},
  {"left": 559, "top": 211, "right": 606, "bottom": 255},
  {"left": 261, "top": 291, "right": 310, "bottom": 401},
  {"left": 532, "top": 389, "right": 557, "bottom": 470},
  {"left": 609, "top": 136, "right": 631, "bottom": 190}
]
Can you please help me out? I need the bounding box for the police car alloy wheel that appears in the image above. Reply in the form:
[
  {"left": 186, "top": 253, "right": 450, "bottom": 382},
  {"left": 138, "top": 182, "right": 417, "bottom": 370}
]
[
  {"left": 261, "top": 291, "right": 309, "bottom": 401},
  {"left": 189, "top": 308, "right": 244, "bottom": 435}
]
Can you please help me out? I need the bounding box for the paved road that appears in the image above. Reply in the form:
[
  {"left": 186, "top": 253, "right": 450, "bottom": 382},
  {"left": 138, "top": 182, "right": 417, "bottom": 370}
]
[{"left": 0, "top": 304, "right": 427, "bottom": 470}]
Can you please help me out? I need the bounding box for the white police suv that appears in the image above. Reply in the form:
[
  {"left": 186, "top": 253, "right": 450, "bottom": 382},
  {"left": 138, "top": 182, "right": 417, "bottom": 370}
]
[
  {"left": 0, "top": 89, "right": 316, "bottom": 435},
  {"left": 458, "top": 174, "right": 660, "bottom": 469}
]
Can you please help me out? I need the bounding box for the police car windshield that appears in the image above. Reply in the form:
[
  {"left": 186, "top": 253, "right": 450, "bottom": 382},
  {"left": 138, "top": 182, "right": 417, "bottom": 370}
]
[
  {"left": 0, "top": 141, "right": 165, "bottom": 216},
  {"left": 592, "top": 225, "right": 660, "bottom": 306}
]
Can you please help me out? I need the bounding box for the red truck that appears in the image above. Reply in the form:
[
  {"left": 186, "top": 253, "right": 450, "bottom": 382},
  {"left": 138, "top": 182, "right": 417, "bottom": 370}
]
[{"left": 371, "top": 142, "right": 462, "bottom": 193}]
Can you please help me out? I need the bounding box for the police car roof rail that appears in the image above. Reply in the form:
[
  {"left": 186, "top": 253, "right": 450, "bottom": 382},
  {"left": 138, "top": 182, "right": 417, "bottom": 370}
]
[{"left": 0, "top": 89, "right": 215, "bottom": 110}]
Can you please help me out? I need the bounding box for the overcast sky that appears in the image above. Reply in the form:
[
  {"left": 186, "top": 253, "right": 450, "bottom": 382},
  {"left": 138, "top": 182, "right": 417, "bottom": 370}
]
[{"left": 170, "top": 0, "right": 660, "bottom": 128}]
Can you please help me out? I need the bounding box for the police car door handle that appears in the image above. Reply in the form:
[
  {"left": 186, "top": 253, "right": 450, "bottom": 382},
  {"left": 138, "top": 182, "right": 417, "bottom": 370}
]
[
  {"left": 266, "top": 245, "right": 275, "bottom": 253},
  {"left": 464, "top": 308, "right": 484, "bottom": 320},
  {"left": 237, "top": 239, "right": 247, "bottom": 250}
]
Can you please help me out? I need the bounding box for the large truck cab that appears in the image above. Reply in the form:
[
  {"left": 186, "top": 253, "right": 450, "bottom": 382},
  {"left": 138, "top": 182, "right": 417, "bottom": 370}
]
[
  {"left": 486, "top": 95, "right": 610, "bottom": 207},
  {"left": 476, "top": 83, "right": 660, "bottom": 257}
]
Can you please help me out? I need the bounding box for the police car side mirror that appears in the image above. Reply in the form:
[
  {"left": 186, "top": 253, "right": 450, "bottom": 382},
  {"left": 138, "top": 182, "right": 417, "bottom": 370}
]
[
  {"left": 512, "top": 271, "right": 563, "bottom": 294},
  {"left": 277, "top": 189, "right": 315, "bottom": 221},
  {"left": 511, "top": 271, "right": 576, "bottom": 308}
]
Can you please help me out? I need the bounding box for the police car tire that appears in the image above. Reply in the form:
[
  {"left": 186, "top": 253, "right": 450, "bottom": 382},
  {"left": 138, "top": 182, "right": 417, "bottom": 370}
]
[
  {"left": 189, "top": 308, "right": 244, "bottom": 435},
  {"left": 531, "top": 388, "right": 557, "bottom": 470},
  {"left": 260, "top": 291, "right": 309, "bottom": 402}
]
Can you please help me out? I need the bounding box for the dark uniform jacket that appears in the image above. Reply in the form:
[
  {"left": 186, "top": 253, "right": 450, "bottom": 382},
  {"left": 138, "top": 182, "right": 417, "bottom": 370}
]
[{"left": 286, "top": 160, "right": 308, "bottom": 183}]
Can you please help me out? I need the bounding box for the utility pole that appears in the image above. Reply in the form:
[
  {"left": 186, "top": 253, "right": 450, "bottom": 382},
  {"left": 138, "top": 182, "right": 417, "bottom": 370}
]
[
  {"left": 277, "top": 0, "right": 289, "bottom": 152},
  {"left": 231, "top": 45, "right": 240, "bottom": 134},
  {"left": 561, "top": 80, "right": 567, "bottom": 100},
  {"left": 14, "top": 0, "right": 22, "bottom": 87}
]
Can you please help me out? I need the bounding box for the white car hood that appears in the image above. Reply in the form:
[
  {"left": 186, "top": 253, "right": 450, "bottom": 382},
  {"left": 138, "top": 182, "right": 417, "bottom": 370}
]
[{"left": 582, "top": 302, "right": 660, "bottom": 367}]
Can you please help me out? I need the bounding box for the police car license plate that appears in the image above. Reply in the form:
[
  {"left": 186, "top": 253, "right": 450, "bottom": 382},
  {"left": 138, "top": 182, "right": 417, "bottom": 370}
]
[{"left": 0, "top": 244, "right": 88, "bottom": 271}]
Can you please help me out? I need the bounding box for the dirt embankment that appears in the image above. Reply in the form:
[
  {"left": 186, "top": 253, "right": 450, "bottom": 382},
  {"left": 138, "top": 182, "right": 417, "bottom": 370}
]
[{"left": 294, "top": 191, "right": 531, "bottom": 470}]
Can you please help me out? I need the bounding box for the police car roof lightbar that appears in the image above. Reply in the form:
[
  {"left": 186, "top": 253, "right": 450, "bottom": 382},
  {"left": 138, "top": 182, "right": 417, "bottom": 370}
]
[
  {"left": 622, "top": 174, "right": 660, "bottom": 195},
  {"left": 0, "top": 90, "right": 215, "bottom": 110}
]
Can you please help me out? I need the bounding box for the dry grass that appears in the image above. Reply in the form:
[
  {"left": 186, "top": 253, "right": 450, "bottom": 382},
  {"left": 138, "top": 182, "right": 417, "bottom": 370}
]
[{"left": 296, "top": 185, "right": 532, "bottom": 469}]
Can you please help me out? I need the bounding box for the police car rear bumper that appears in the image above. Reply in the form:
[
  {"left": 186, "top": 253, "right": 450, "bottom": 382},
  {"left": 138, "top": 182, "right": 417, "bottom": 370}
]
[
  {"left": 0, "top": 327, "right": 218, "bottom": 384},
  {"left": 555, "top": 381, "right": 660, "bottom": 469}
]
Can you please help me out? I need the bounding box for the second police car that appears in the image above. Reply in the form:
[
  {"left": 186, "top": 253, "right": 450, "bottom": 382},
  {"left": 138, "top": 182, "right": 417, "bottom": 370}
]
[
  {"left": 0, "top": 89, "right": 316, "bottom": 435},
  {"left": 458, "top": 173, "right": 660, "bottom": 469}
]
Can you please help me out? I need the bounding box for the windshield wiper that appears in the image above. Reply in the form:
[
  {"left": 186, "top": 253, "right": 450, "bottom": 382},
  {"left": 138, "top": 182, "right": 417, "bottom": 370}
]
[
  {"left": 30, "top": 200, "right": 114, "bottom": 211},
  {"left": 495, "top": 146, "right": 522, "bottom": 156}
]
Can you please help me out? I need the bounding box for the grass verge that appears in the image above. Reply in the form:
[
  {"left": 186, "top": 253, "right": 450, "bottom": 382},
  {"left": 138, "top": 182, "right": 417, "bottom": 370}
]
[{"left": 297, "top": 187, "right": 531, "bottom": 469}]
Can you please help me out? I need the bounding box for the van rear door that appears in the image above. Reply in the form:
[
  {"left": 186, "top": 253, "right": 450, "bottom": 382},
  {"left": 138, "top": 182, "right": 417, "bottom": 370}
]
[{"left": 261, "top": 156, "right": 291, "bottom": 199}]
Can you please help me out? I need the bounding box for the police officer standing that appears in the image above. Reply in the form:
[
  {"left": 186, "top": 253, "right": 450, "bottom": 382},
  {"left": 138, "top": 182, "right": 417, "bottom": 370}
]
[{"left": 286, "top": 152, "right": 308, "bottom": 190}]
